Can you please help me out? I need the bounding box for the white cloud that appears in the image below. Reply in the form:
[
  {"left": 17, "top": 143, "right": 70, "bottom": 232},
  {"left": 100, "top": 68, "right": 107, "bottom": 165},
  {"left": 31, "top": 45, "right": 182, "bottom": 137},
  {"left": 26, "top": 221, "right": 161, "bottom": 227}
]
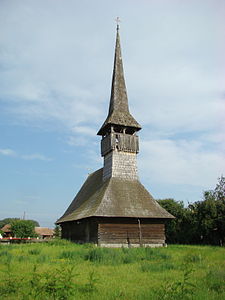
[
  {"left": 139, "top": 138, "right": 224, "bottom": 187},
  {"left": 67, "top": 126, "right": 98, "bottom": 147},
  {"left": 0, "top": 148, "right": 52, "bottom": 161},
  {"left": 201, "top": 132, "right": 225, "bottom": 147},
  {"left": 14, "top": 200, "right": 29, "bottom": 205},
  {"left": 0, "top": 148, "right": 16, "bottom": 156},
  {"left": 21, "top": 153, "right": 52, "bottom": 161},
  {"left": 72, "top": 126, "right": 96, "bottom": 136},
  {"left": 67, "top": 136, "right": 90, "bottom": 147}
]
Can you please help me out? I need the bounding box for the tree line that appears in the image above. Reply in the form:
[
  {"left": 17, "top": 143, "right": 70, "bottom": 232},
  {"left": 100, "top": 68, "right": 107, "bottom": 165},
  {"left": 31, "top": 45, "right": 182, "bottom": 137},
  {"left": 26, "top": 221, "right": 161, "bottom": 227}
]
[{"left": 158, "top": 176, "right": 225, "bottom": 246}]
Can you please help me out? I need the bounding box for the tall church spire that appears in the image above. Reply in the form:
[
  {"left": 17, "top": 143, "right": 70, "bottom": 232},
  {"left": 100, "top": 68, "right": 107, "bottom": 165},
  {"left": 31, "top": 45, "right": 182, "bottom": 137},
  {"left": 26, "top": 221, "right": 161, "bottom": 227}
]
[
  {"left": 108, "top": 22, "right": 129, "bottom": 115},
  {"left": 97, "top": 25, "right": 141, "bottom": 136}
]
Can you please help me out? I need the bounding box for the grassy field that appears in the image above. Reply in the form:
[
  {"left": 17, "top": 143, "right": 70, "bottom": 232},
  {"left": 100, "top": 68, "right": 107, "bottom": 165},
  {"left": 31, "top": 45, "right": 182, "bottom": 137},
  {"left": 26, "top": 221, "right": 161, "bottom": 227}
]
[{"left": 0, "top": 240, "right": 224, "bottom": 299}]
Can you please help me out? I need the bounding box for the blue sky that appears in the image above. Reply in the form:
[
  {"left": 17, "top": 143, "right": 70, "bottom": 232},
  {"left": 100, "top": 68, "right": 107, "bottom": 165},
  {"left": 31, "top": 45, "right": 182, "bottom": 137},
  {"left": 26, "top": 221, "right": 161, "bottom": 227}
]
[{"left": 0, "top": 0, "right": 224, "bottom": 227}]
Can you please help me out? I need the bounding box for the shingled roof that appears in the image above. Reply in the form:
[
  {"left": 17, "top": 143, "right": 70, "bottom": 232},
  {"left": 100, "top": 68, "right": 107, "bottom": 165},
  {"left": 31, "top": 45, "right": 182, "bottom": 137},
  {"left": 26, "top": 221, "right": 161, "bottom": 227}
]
[
  {"left": 56, "top": 168, "right": 174, "bottom": 223},
  {"left": 35, "top": 227, "right": 54, "bottom": 237},
  {"left": 1, "top": 224, "right": 12, "bottom": 233},
  {"left": 97, "top": 27, "right": 141, "bottom": 136}
]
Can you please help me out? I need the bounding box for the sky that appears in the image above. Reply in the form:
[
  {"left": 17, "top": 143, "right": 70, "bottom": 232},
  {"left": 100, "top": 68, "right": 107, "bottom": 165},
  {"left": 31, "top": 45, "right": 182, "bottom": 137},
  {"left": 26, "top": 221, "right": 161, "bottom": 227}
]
[{"left": 0, "top": 0, "right": 224, "bottom": 228}]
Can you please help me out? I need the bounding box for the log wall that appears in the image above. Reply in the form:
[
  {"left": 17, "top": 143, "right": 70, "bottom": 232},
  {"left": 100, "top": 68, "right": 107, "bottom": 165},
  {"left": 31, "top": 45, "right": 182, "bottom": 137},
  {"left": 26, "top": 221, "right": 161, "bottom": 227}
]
[
  {"left": 97, "top": 218, "right": 165, "bottom": 246},
  {"left": 61, "top": 217, "right": 166, "bottom": 247},
  {"left": 61, "top": 218, "right": 98, "bottom": 243}
]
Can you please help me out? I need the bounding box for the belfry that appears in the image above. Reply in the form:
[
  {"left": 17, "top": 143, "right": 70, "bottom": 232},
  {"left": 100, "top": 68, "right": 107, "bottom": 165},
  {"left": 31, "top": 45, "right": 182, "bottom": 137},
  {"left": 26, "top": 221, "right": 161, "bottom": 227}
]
[{"left": 56, "top": 25, "right": 174, "bottom": 247}]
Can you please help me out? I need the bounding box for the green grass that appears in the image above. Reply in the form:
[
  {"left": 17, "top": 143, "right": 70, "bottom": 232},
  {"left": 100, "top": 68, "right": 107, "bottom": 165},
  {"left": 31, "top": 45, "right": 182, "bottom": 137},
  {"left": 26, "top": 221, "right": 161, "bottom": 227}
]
[{"left": 0, "top": 240, "right": 224, "bottom": 299}]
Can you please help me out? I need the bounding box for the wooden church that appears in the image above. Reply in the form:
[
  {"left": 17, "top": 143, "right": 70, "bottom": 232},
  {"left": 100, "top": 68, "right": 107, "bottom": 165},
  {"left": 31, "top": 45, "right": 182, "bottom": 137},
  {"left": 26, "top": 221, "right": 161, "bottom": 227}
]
[{"left": 56, "top": 25, "right": 174, "bottom": 247}]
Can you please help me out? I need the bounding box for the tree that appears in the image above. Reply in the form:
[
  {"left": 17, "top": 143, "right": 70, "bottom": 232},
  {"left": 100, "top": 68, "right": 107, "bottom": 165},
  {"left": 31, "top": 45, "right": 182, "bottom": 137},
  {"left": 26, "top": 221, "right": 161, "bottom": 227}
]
[
  {"left": 27, "top": 219, "right": 40, "bottom": 227},
  {"left": 213, "top": 176, "right": 225, "bottom": 245},
  {"left": 188, "top": 196, "right": 217, "bottom": 244},
  {"left": 11, "top": 220, "right": 37, "bottom": 238},
  {"left": 157, "top": 198, "right": 187, "bottom": 243},
  {"left": 213, "top": 175, "right": 225, "bottom": 201},
  {"left": 0, "top": 218, "right": 20, "bottom": 229},
  {"left": 0, "top": 218, "right": 39, "bottom": 229},
  {"left": 54, "top": 225, "right": 61, "bottom": 238},
  {"left": 187, "top": 176, "right": 225, "bottom": 245}
]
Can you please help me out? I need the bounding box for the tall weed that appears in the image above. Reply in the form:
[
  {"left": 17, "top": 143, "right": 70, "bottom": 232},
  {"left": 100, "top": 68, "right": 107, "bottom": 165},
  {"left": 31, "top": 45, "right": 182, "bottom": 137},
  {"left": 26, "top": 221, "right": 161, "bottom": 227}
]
[
  {"left": 144, "top": 247, "right": 171, "bottom": 261},
  {"left": 42, "top": 265, "right": 76, "bottom": 299},
  {"left": 85, "top": 247, "right": 121, "bottom": 265},
  {"left": 154, "top": 265, "right": 196, "bottom": 300},
  {"left": 25, "top": 265, "right": 43, "bottom": 299},
  {"left": 183, "top": 253, "right": 203, "bottom": 264},
  {"left": 36, "top": 254, "right": 50, "bottom": 263},
  {"left": 0, "top": 259, "right": 21, "bottom": 296},
  {"left": 79, "top": 270, "right": 98, "bottom": 294},
  {"left": 0, "top": 250, "right": 13, "bottom": 263},
  {"left": 140, "top": 262, "right": 175, "bottom": 272},
  {"left": 205, "top": 268, "right": 225, "bottom": 293},
  {"left": 28, "top": 248, "right": 41, "bottom": 255}
]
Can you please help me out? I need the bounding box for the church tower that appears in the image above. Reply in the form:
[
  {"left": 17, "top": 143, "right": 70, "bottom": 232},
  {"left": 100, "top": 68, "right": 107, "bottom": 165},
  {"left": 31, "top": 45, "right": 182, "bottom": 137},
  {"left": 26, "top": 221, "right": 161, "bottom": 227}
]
[
  {"left": 56, "top": 25, "right": 174, "bottom": 247},
  {"left": 98, "top": 25, "right": 141, "bottom": 182}
]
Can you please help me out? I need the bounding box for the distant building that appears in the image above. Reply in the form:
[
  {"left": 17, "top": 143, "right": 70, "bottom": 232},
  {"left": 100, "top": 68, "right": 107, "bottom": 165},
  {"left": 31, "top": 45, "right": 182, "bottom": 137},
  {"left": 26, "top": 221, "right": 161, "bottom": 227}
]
[
  {"left": 35, "top": 227, "right": 54, "bottom": 239},
  {"left": 56, "top": 25, "right": 174, "bottom": 247},
  {"left": 1, "top": 224, "right": 54, "bottom": 239},
  {"left": 1, "top": 224, "right": 12, "bottom": 237}
]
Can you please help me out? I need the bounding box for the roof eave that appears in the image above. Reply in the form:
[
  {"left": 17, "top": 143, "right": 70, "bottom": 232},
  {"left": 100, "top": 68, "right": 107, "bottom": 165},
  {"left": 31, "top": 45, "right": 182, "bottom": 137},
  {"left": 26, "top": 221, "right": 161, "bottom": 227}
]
[
  {"left": 56, "top": 214, "right": 174, "bottom": 224},
  {"left": 97, "top": 122, "right": 142, "bottom": 136}
]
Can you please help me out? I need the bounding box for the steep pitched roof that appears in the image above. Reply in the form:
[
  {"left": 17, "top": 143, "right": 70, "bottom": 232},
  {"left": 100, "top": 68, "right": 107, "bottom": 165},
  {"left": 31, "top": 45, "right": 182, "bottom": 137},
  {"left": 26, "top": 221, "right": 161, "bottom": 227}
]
[
  {"left": 97, "top": 27, "right": 141, "bottom": 136},
  {"left": 56, "top": 168, "right": 174, "bottom": 223}
]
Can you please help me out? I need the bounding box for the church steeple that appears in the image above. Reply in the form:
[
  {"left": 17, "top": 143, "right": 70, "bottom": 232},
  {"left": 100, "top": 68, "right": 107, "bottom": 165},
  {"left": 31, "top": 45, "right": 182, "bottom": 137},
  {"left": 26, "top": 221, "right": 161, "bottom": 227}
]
[
  {"left": 108, "top": 24, "right": 129, "bottom": 116},
  {"left": 97, "top": 25, "right": 141, "bottom": 136},
  {"left": 98, "top": 24, "right": 141, "bottom": 181}
]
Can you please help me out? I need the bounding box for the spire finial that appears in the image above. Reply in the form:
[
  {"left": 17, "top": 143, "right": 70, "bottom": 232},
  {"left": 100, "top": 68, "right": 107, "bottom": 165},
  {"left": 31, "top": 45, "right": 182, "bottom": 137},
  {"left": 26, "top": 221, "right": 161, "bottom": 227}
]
[{"left": 115, "top": 17, "right": 121, "bottom": 31}]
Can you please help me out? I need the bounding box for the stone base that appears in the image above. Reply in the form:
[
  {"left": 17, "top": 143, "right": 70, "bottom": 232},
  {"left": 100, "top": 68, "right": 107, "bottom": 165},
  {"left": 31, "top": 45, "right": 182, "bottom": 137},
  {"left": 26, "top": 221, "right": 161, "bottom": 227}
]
[{"left": 99, "top": 243, "right": 167, "bottom": 248}]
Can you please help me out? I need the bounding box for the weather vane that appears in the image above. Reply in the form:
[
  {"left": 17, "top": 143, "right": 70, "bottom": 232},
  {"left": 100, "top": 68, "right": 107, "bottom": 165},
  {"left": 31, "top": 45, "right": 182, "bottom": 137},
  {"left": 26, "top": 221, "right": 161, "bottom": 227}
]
[{"left": 115, "top": 17, "right": 121, "bottom": 30}]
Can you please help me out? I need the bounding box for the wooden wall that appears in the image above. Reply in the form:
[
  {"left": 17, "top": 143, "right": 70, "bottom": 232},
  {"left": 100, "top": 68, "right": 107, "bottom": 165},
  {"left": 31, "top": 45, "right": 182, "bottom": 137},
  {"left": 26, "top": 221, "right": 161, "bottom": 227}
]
[
  {"left": 61, "top": 217, "right": 166, "bottom": 246},
  {"left": 61, "top": 218, "right": 98, "bottom": 243},
  {"left": 98, "top": 220, "right": 165, "bottom": 246}
]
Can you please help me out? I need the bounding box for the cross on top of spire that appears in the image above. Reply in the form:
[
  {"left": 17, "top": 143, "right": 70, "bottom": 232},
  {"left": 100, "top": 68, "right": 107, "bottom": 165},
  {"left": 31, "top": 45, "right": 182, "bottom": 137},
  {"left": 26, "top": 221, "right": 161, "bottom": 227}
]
[{"left": 115, "top": 17, "right": 121, "bottom": 30}]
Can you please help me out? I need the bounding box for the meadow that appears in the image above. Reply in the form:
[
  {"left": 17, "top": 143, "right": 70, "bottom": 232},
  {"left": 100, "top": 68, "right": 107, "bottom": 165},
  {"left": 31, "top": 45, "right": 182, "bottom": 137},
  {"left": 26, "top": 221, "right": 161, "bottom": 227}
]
[{"left": 0, "top": 240, "right": 224, "bottom": 299}]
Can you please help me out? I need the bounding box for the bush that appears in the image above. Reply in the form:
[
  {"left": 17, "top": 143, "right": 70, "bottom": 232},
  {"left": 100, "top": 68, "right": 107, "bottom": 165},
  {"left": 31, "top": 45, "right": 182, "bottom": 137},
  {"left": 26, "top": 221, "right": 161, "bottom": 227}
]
[
  {"left": 11, "top": 220, "right": 37, "bottom": 238},
  {"left": 42, "top": 265, "right": 76, "bottom": 299}
]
